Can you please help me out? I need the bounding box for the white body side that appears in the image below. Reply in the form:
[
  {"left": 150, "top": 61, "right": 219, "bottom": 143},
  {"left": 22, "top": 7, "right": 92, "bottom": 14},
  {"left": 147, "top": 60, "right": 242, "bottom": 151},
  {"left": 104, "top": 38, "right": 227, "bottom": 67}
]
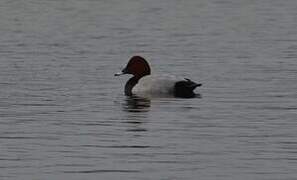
[{"left": 132, "top": 74, "right": 184, "bottom": 95}]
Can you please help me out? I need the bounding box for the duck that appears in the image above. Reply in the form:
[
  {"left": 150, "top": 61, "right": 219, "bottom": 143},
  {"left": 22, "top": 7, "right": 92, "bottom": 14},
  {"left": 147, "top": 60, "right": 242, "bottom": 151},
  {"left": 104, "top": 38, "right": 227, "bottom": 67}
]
[{"left": 115, "top": 56, "right": 201, "bottom": 98}]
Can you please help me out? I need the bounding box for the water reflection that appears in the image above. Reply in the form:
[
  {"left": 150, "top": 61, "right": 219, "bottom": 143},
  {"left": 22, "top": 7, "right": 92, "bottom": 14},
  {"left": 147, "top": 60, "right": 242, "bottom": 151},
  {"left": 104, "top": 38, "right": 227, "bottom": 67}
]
[
  {"left": 192, "top": 93, "right": 202, "bottom": 99},
  {"left": 121, "top": 96, "right": 151, "bottom": 133},
  {"left": 123, "top": 95, "right": 151, "bottom": 113}
]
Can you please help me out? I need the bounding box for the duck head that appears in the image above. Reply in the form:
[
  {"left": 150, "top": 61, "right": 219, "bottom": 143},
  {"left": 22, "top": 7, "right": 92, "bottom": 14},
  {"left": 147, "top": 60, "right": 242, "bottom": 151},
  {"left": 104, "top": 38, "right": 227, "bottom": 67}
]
[{"left": 115, "top": 56, "right": 151, "bottom": 78}]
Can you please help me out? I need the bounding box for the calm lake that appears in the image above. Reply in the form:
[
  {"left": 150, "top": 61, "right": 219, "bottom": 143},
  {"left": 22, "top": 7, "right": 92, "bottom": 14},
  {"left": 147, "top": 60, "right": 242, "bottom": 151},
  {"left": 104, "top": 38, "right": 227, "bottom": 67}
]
[{"left": 0, "top": 0, "right": 297, "bottom": 179}]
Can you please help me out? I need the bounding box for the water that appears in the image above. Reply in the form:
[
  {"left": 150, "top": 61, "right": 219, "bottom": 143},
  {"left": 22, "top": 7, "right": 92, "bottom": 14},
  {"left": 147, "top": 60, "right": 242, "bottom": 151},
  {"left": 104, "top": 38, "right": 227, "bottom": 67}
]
[{"left": 0, "top": 0, "right": 297, "bottom": 179}]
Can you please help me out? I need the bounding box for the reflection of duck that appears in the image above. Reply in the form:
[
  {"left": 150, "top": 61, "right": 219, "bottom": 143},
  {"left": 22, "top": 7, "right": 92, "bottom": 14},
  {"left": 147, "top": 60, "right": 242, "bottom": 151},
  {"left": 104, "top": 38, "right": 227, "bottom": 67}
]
[
  {"left": 122, "top": 96, "right": 150, "bottom": 132},
  {"left": 123, "top": 95, "right": 151, "bottom": 113},
  {"left": 115, "top": 56, "right": 202, "bottom": 98}
]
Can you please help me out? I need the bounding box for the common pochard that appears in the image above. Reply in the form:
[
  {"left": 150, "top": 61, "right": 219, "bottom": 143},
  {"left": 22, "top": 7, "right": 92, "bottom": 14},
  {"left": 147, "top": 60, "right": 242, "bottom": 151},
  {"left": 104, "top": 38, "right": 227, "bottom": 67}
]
[{"left": 115, "top": 56, "right": 201, "bottom": 98}]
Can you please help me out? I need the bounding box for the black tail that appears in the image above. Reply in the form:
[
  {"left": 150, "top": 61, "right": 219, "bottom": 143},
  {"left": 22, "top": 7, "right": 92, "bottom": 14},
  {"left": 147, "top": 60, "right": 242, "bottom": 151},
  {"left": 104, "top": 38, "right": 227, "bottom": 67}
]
[{"left": 174, "top": 78, "right": 202, "bottom": 98}]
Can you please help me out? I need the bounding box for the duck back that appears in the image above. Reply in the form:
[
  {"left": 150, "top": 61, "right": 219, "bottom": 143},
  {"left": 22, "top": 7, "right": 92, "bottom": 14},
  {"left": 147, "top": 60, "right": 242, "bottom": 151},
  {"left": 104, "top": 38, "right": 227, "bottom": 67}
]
[{"left": 132, "top": 74, "right": 182, "bottom": 95}]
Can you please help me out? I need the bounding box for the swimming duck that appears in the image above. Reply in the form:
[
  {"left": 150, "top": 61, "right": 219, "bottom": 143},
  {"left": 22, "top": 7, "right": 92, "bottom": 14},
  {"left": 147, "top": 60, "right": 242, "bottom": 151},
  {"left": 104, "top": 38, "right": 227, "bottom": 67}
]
[{"left": 115, "top": 56, "right": 201, "bottom": 98}]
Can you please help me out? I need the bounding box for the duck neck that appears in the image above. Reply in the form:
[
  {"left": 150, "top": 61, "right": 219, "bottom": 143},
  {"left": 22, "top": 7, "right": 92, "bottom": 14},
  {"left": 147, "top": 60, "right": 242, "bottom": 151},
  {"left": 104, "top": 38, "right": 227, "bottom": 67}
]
[{"left": 124, "top": 75, "right": 143, "bottom": 96}]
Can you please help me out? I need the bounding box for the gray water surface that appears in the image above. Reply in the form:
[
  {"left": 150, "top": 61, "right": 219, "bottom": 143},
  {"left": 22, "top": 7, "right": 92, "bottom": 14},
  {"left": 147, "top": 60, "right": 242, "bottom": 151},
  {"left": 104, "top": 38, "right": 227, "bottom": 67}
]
[{"left": 1, "top": 0, "right": 297, "bottom": 179}]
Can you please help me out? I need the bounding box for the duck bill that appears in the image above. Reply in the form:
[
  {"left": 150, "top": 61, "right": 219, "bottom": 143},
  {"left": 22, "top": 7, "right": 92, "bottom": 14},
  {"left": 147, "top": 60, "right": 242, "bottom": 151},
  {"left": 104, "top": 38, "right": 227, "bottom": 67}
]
[
  {"left": 114, "top": 67, "right": 128, "bottom": 76},
  {"left": 114, "top": 71, "right": 124, "bottom": 76}
]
